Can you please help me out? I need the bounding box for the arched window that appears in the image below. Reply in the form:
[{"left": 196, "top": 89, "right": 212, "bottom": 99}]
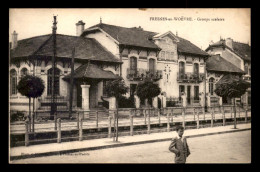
[
  {"left": 47, "top": 68, "right": 60, "bottom": 96},
  {"left": 149, "top": 58, "right": 155, "bottom": 73},
  {"left": 193, "top": 63, "right": 199, "bottom": 76},
  {"left": 20, "top": 68, "right": 28, "bottom": 77},
  {"left": 209, "top": 77, "right": 215, "bottom": 96},
  {"left": 130, "top": 57, "right": 137, "bottom": 74},
  {"left": 10, "top": 69, "right": 17, "bottom": 95},
  {"left": 179, "top": 61, "right": 185, "bottom": 79}
]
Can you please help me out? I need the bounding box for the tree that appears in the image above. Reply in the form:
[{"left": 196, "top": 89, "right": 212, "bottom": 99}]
[
  {"left": 17, "top": 75, "right": 45, "bottom": 132},
  {"left": 104, "top": 79, "right": 129, "bottom": 141},
  {"left": 214, "top": 74, "right": 250, "bottom": 129},
  {"left": 136, "top": 80, "right": 161, "bottom": 107}
]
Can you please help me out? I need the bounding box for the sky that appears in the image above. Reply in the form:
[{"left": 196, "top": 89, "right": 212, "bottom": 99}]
[{"left": 9, "top": 8, "right": 251, "bottom": 50}]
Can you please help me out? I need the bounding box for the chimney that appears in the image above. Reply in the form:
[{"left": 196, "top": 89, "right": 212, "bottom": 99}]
[
  {"left": 138, "top": 26, "right": 143, "bottom": 31},
  {"left": 11, "top": 31, "right": 18, "bottom": 49},
  {"left": 76, "top": 20, "right": 85, "bottom": 36},
  {"left": 226, "top": 37, "right": 233, "bottom": 49}
]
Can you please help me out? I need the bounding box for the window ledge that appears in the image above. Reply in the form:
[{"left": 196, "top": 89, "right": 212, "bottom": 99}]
[{"left": 10, "top": 95, "right": 18, "bottom": 99}]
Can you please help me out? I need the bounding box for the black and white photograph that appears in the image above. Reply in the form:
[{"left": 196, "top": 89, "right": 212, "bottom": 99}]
[{"left": 9, "top": 8, "right": 251, "bottom": 164}]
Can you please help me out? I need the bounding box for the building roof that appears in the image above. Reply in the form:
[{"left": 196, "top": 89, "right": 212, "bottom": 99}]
[
  {"left": 215, "top": 74, "right": 240, "bottom": 85},
  {"left": 63, "top": 63, "right": 121, "bottom": 80},
  {"left": 205, "top": 39, "right": 251, "bottom": 61},
  {"left": 84, "top": 23, "right": 209, "bottom": 56},
  {"left": 232, "top": 41, "right": 251, "bottom": 61},
  {"left": 206, "top": 54, "right": 246, "bottom": 74},
  {"left": 176, "top": 36, "right": 209, "bottom": 56},
  {"left": 85, "top": 23, "right": 160, "bottom": 49},
  {"left": 10, "top": 34, "right": 121, "bottom": 63}
]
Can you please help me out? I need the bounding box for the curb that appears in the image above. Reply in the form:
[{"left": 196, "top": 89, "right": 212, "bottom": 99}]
[{"left": 10, "top": 127, "right": 251, "bottom": 161}]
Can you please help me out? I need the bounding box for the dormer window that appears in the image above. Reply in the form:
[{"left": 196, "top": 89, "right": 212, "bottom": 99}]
[{"left": 160, "top": 51, "right": 165, "bottom": 59}]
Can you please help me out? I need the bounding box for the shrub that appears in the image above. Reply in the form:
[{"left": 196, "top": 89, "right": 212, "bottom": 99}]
[
  {"left": 166, "top": 101, "right": 176, "bottom": 107},
  {"left": 10, "top": 112, "right": 25, "bottom": 122},
  {"left": 118, "top": 95, "right": 136, "bottom": 108}
]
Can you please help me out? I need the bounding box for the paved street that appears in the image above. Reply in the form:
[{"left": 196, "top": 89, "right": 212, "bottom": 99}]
[{"left": 11, "top": 130, "right": 251, "bottom": 164}]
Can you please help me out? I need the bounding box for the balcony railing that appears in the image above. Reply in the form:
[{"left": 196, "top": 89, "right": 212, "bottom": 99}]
[
  {"left": 127, "top": 68, "right": 163, "bottom": 81},
  {"left": 177, "top": 72, "right": 205, "bottom": 83}
]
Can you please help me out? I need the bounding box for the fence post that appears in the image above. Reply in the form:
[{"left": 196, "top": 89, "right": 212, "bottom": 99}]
[
  {"left": 96, "top": 111, "right": 98, "bottom": 128},
  {"left": 171, "top": 108, "right": 173, "bottom": 123},
  {"left": 213, "top": 106, "right": 215, "bottom": 121},
  {"left": 230, "top": 106, "right": 233, "bottom": 119},
  {"left": 57, "top": 118, "right": 61, "bottom": 143},
  {"left": 182, "top": 107, "right": 185, "bottom": 129},
  {"left": 147, "top": 109, "right": 150, "bottom": 134},
  {"left": 144, "top": 109, "right": 147, "bottom": 125},
  {"left": 79, "top": 117, "right": 83, "bottom": 141},
  {"left": 245, "top": 109, "right": 248, "bottom": 123},
  {"left": 211, "top": 107, "right": 214, "bottom": 128},
  {"left": 238, "top": 106, "right": 240, "bottom": 118},
  {"left": 108, "top": 116, "right": 112, "bottom": 138},
  {"left": 77, "top": 112, "right": 79, "bottom": 130},
  {"left": 32, "top": 112, "right": 35, "bottom": 133},
  {"left": 197, "top": 111, "right": 199, "bottom": 129},
  {"left": 54, "top": 113, "right": 57, "bottom": 131},
  {"left": 25, "top": 118, "right": 29, "bottom": 147},
  {"left": 222, "top": 106, "right": 225, "bottom": 126},
  {"left": 130, "top": 114, "right": 134, "bottom": 136},
  {"left": 158, "top": 108, "right": 161, "bottom": 126},
  {"left": 167, "top": 110, "right": 170, "bottom": 132},
  {"left": 28, "top": 116, "right": 31, "bottom": 132},
  {"left": 113, "top": 111, "right": 116, "bottom": 142},
  {"left": 193, "top": 108, "right": 196, "bottom": 121},
  {"left": 203, "top": 107, "right": 205, "bottom": 120}
]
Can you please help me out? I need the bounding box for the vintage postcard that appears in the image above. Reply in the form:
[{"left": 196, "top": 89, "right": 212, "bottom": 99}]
[{"left": 9, "top": 8, "right": 251, "bottom": 164}]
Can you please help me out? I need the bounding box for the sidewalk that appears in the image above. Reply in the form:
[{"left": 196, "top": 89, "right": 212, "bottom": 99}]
[{"left": 10, "top": 123, "right": 251, "bottom": 161}]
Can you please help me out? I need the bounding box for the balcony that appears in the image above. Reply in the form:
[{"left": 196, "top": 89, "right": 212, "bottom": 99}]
[
  {"left": 177, "top": 72, "right": 205, "bottom": 83},
  {"left": 127, "top": 68, "right": 163, "bottom": 81}
]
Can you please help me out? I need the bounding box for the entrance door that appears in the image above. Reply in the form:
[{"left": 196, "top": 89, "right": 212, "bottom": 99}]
[
  {"left": 77, "top": 83, "right": 82, "bottom": 108},
  {"left": 89, "top": 83, "right": 98, "bottom": 108},
  {"left": 187, "top": 86, "right": 191, "bottom": 104}
]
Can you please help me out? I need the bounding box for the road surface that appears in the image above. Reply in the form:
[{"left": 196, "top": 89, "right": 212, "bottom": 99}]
[{"left": 11, "top": 130, "right": 251, "bottom": 163}]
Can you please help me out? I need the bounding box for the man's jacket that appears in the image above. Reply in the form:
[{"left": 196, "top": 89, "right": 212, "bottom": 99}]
[{"left": 169, "top": 136, "right": 190, "bottom": 163}]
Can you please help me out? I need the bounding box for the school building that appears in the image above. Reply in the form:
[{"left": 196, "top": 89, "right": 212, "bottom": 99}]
[{"left": 9, "top": 20, "right": 250, "bottom": 113}]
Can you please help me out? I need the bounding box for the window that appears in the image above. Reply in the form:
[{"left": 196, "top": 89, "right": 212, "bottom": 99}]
[
  {"left": 179, "top": 61, "right": 185, "bottom": 79},
  {"left": 130, "top": 57, "right": 137, "bottom": 74},
  {"left": 103, "top": 81, "right": 108, "bottom": 97},
  {"left": 244, "top": 64, "right": 248, "bottom": 75},
  {"left": 179, "top": 85, "right": 185, "bottom": 100},
  {"left": 166, "top": 52, "right": 170, "bottom": 60},
  {"left": 149, "top": 58, "right": 155, "bottom": 73},
  {"left": 47, "top": 68, "right": 60, "bottom": 96},
  {"left": 130, "top": 84, "right": 137, "bottom": 98},
  {"left": 209, "top": 78, "right": 215, "bottom": 96},
  {"left": 20, "top": 68, "right": 28, "bottom": 77},
  {"left": 170, "top": 52, "right": 174, "bottom": 60},
  {"left": 193, "top": 63, "right": 199, "bottom": 76},
  {"left": 160, "top": 51, "right": 165, "bottom": 60},
  {"left": 10, "top": 69, "right": 17, "bottom": 95},
  {"left": 194, "top": 86, "right": 199, "bottom": 100}
]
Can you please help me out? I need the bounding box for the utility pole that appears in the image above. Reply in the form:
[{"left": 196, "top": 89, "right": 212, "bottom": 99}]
[
  {"left": 69, "top": 47, "right": 75, "bottom": 118},
  {"left": 204, "top": 56, "right": 207, "bottom": 112},
  {"left": 51, "top": 15, "right": 57, "bottom": 120}
]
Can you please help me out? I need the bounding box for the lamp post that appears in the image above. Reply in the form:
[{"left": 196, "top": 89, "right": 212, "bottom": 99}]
[{"left": 51, "top": 15, "right": 57, "bottom": 120}]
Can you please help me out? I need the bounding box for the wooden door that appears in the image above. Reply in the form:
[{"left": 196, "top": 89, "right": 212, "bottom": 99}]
[
  {"left": 76, "top": 83, "right": 82, "bottom": 108},
  {"left": 89, "top": 83, "right": 98, "bottom": 108}
]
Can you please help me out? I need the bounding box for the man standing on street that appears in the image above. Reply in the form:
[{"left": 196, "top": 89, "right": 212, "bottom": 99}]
[{"left": 169, "top": 126, "right": 190, "bottom": 163}]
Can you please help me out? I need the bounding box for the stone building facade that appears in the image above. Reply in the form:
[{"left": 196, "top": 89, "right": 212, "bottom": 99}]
[{"left": 9, "top": 20, "right": 210, "bottom": 113}]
